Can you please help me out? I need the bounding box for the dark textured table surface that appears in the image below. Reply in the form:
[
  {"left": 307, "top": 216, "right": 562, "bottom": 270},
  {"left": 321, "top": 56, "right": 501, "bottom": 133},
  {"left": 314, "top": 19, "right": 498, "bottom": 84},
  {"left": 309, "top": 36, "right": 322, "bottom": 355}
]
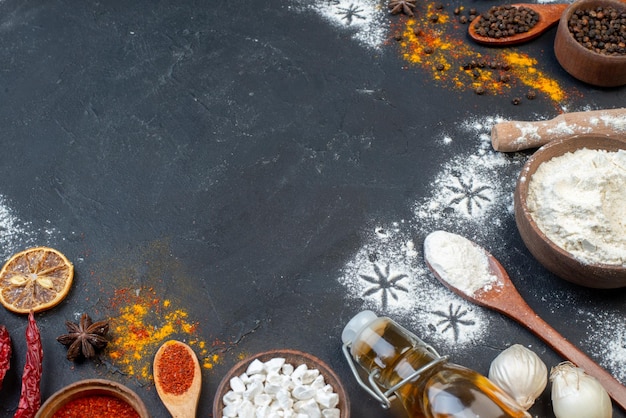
[{"left": 0, "top": 0, "right": 625, "bottom": 417}]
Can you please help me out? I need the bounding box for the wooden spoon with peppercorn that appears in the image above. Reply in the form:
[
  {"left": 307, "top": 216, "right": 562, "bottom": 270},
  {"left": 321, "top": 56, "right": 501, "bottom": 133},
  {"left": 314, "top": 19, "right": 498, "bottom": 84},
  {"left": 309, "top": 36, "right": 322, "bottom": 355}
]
[
  {"left": 154, "top": 340, "right": 202, "bottom": 418},
  {"left": 468, "top": 3, "right": 568, "bottom": 46}
]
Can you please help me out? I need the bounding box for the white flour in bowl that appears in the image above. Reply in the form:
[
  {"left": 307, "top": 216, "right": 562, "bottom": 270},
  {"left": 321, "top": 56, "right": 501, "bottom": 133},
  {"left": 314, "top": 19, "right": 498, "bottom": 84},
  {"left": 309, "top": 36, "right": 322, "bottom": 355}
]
[{"left": 526, "top": 148, "right": 626, "bottom": 266}]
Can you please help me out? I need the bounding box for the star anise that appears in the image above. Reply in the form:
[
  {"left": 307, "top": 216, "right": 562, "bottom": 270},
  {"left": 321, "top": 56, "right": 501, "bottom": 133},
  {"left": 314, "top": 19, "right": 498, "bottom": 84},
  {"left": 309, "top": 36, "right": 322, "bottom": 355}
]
[
  {"left": 57, "top": 313, "right": 109, "bottom": 361},
  {"left": 389, "top": 0, "right": 417, "bottom": 16}
]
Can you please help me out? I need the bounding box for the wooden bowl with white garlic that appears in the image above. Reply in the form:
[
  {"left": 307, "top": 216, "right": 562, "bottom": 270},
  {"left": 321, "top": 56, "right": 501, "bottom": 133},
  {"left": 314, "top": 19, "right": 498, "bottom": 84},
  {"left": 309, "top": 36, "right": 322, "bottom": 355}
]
[
  {"left": 514, "top": 134, "right": 626, "bottom": 289},
  {"left": 213, "top": 349, "right": 350, "bottom": 418}
]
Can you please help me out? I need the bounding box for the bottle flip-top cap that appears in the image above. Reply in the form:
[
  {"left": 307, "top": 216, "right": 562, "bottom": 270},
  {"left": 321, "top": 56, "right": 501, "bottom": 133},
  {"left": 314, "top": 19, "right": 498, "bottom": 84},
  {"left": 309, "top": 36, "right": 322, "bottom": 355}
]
[{"left": 341, "top": 310, "right": 378, "bottom": 345}]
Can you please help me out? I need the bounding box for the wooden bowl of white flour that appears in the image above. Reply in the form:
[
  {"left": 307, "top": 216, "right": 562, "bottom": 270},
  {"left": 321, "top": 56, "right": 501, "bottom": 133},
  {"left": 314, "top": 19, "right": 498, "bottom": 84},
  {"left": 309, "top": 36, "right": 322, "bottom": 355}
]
[{"left": 514, "top": 134, "right": 626, "bottom": 288}]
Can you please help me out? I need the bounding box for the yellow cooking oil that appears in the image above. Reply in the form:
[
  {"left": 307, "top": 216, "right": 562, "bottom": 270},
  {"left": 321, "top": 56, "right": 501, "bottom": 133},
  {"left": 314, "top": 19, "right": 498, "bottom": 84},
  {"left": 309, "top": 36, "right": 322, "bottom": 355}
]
[{"left": 344, "top": 311, "right": 530, "bottom": 418}]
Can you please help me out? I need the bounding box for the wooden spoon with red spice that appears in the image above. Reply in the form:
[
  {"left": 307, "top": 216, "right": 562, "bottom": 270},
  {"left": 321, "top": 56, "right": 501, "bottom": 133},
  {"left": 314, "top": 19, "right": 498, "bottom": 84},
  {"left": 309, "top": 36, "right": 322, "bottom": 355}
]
[
  {"left": 154, "top": 340, "right": 202, "bottom": 418},
  {"left": 468, "top": 3, "right": 568, "bottom": 46}
]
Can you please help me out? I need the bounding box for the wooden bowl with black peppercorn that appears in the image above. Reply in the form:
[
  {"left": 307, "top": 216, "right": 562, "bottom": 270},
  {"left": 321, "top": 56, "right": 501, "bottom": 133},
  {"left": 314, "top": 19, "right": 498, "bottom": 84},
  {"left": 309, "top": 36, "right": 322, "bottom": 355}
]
[
  {"left": 554, "top": 0, "right": 626, "bottom": 87},
  {"left": 514, "top": 135, "right": 626, "bottom": 289}
]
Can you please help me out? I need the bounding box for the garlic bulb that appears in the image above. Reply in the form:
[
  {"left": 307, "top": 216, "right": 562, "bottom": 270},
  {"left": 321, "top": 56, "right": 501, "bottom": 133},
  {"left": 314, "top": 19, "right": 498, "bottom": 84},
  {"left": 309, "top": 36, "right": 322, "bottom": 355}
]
[
  {"left": 550, "top": 361, "right": 612, "bottom": 418},
  {"left": 488, "top": 344, "right": 547, "bottom": 409}
]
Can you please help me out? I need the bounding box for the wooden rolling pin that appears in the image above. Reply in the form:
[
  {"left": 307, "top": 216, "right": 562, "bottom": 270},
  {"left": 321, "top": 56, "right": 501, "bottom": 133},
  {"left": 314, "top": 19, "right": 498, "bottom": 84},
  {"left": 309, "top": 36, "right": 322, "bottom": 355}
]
[{"left": 491, "top": 108, "right": 626, "bottom": 152}]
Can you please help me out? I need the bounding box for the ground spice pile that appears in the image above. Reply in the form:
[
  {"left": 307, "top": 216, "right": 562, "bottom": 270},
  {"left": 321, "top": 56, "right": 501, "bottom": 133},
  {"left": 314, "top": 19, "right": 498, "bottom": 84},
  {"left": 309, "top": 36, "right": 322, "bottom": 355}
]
[
  {"left": 156, "top": 342, "right": 195, "bottom": 395},
  {"left": 52, "top": 395, "right": 140, "bottom": 418},
  {"left": 105, "top": 287, "right": 219, "bottom": 383},
  {"left": 394, "top": 3, "right": 569, "bottom": 104}
]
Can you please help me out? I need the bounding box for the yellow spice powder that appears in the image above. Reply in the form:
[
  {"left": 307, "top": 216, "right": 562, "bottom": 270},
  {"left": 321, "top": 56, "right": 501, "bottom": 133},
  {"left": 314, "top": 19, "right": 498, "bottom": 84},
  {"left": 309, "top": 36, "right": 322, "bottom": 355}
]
[
  {"left": 396, "top": 7, "right": 569, "bottom": 103},
  {"left": 501, "top": 52, "right": 566, "bottom": 102},
  {"left": 106, "top": 289, "right": 220, "bottom": 382}
]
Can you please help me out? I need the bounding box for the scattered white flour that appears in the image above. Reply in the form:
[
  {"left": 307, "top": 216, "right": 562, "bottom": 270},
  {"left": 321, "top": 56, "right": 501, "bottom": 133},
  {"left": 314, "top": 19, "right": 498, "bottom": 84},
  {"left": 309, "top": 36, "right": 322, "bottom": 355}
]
[
  {"left": 0, "top": 196, "right": 35, "bottom": 260},
  {"left": 0, "top": 194, "right": 60, "bottom": 263},
  {"left": 339, "top": 116, "right": 525, "bottom": 351},
  {"left": 526, "top": 148, "right": 626, "bottom": 265},
  {"left": 337, "top": 112, "right": 626, "bottom": 381},
  {"left": 584, "top": 309, "right": 626, "bottom": 385},
  {"left": 423, "top": 231, "right": 499, "bottom": 296},
  {"left": 506, "top": 111, "right": 626, "bottom": 149},
  {"left": 415, "top": 116, "right": 525, "bottom": 240},
  {"left": 536, "top": 0, "right": 575, "bottom": 4},
  {"left": 594, "top": 114, "right": 626, "bottom": 131},
  {"left": 290, "top": 0, "right": 387, "bottom": 49},
  {"left": 337, "top": 221, "right": 489, "bottom": 348}
]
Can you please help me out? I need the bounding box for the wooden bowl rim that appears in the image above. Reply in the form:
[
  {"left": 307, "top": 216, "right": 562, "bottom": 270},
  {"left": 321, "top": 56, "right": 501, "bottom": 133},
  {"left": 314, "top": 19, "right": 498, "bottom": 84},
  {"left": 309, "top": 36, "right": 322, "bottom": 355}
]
[
  {"left": 515, "top": 134, "right": 626, "bottom": 272},
  {"left": 558, "top": 0, "right": 626, "bottom": 63},
  {"left": 35, "top": 378, "right": 150, "bottom": 418},
  {"left": 212, "top": 348, "right": 350, "bottom": 418}
]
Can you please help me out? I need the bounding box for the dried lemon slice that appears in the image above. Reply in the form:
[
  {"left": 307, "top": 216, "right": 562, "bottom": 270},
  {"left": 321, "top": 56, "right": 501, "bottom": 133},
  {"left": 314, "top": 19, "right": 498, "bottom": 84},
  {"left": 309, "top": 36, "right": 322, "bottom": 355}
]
[{"left": 0, "top": 247, "right": 74, "bottom": 314}]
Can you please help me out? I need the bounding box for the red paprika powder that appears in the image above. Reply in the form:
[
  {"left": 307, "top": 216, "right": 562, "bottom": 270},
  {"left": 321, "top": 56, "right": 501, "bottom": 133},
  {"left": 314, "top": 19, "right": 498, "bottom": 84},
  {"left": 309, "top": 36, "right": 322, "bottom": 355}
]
[
  {"left": 52, "top": 394, "right": 139, "bottom": 418},
  {"left": 156, "top": 343, "right": 194, "bottom": 395}
]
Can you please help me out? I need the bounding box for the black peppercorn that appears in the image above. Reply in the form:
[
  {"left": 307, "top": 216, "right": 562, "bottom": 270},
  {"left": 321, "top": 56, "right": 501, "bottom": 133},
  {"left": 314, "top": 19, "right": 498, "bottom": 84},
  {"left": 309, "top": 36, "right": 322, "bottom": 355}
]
[
  {"left": 567, "top": 5, "right": 626, "bottom": 55},
  {"left": 473, "top": 5, "right": 540, "bottom": 39}
]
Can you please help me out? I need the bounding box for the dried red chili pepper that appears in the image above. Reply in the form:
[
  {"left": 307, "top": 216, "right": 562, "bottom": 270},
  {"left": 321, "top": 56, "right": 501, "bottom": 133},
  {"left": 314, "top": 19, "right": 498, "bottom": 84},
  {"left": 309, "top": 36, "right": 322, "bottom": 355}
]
[
  {"left": 0, "top": 325, "right": 11, "bottom": 390},
  {"left": 14, "top": 311, "right": 43, "bottom": 418}
]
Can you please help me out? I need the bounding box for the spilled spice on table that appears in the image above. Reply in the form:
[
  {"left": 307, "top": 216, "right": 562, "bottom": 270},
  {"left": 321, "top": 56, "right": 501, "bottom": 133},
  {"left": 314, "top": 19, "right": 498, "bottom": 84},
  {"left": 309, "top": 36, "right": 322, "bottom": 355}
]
[
  {"left": 393, "top": 4, "right": 570, "bottom": 104},
  {"left": 105, "top": 287, "right": 218, "bottom": 383}
]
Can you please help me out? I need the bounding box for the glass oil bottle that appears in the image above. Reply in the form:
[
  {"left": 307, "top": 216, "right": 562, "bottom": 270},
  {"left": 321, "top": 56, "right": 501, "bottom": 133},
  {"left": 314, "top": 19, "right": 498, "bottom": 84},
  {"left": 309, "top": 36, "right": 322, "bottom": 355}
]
[{"left": 342, "top": 311, "right": 531, "bottom": 418}]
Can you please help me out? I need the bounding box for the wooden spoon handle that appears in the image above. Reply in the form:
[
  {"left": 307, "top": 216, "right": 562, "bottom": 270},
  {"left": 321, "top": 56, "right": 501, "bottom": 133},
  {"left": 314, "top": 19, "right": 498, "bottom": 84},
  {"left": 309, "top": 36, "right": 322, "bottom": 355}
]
[
  {"left": 491, "top": 108, "right": 626, "bottom": 152},
  {"left": 503, "top": 300, "right": 626, "bottom": 411}
]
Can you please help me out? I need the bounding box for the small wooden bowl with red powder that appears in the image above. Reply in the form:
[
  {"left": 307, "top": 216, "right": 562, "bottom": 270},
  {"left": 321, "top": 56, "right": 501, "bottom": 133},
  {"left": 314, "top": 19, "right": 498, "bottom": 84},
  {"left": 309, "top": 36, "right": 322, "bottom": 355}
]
[
  {"left": 35, "top": 379, "right": 149, "bottom": 418},
  {"left": 213, "top": 349, "right": 350, "bottom": 417}
]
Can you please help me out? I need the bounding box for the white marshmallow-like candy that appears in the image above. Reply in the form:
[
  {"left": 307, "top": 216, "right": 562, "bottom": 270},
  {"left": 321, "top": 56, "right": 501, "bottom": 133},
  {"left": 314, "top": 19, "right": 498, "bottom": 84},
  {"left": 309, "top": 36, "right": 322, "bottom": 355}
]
[
  {"left": 246, "top": 359, "right": 265, "bottom": 375},
  {"left": 275, "top": 388, "right": 294, "bottom": 409},
  {"left": 291, "top": 364, "right": 308, "bottom": 382},
  {"left": 255, "top": 404, "right": 269, "bottom": 417},
  {"left": 292, "top": 385, "right": 316, "bottom": 400},
  {"left": 254, "top": 393, "right": 272, "bottom": 407},
  {"left": 310, "top": 374, "right": 326, "bottom": 390},
  {"left": 230, "top": 376, "right": 247, "bottom": 393},
  {"left": 301, "top": 369, "right": 320, "bottom": 385},
  {"left": 322, "top": 408, "right": 341, "bottom": 418},
  {"left": 282, "top": 363, "right": 294, "bottom": 376},
  {"left": 244, "top": 381, "right": 264, "bottom": 400},
  {"left": 238, "top": 400, "right": 256, "bottom": 418},
  {"left": 222, "top": 403, "right": 239, "bottom": 417},
  {"left": 294, "top": 399, "right": 322, "bottom": 418},
  {"left": 263, "top": 382, "right": 282, "bottom": 395},
  {"left": 264, "top": 357, "right": 286, "bottom": 373},
  {"left": 222, "top": 357, "right": 341, "bottom": 418},
  {"left": 250, "top": 373, "right": 266, "bottom": 385},
  {"left": 223, "top": 390, "right": 242, "bottom": 405},
  {"left": 316, "top": 391, "right": 339, "bottom": 409}
]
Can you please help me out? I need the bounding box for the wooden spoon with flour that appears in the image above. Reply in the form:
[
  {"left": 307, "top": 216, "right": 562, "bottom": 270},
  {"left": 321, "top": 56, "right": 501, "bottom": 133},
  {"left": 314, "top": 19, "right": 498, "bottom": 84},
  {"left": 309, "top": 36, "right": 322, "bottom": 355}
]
[{"left": 491, "top": 108, "right": 626, "bottom": 152}]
